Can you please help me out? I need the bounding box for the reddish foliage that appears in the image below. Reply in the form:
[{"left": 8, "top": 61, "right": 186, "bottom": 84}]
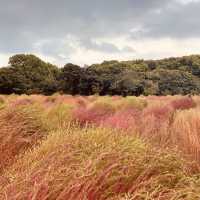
[
  {"left": 138, "top": 105, "right": 174, "bottom": 143},
  {"left": 72, "top": 105, "right": 114, "bottom": 125},
  {"left": 10, "top": 98, "right": 35, "bottom": 107},
  {"left": 171, "top": 97, "right": 196, "bottom": 110},
  {"left": 103, "top": 109, "right": 141, "bottom": 131},
  {"left": 143, "top": 104, "right": 174, "bottom": 121}
]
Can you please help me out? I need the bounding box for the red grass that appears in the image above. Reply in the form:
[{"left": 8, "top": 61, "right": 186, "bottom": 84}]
[
  {"left": 1, "top": 95, "right": 200, "bottom": 199},
  {"left": 1, "top": 128, "right": 198, "bottom": 199},
  {"left": 102, "top": 109, "right": 141, "bottom": 131},
  {"left": 143, "top": 104, "right": 174, "bottom": 120},
  {"left": 137, "top": 104, "right": 174, "bottom": 145},
  {"left": 10, "top": 98, "right": 35, "bottom": 107},
  {"left": 72, "top": 102, "right": 115, "bottom": 125},
  {"left": 171, "top": 96, "right": 196, "bottom": 110}
]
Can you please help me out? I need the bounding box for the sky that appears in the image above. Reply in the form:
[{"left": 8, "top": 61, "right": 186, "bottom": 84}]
[{"left": 0, "top": 0, "right": 200, "bottom": 67}]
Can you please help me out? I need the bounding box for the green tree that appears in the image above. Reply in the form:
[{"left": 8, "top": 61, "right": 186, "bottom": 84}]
[
  {"left": 0, "top": 54, "right": 60, "bottom": 94},
  {"left": 59, "top": 63, "right": 83, "bottom": 95}
]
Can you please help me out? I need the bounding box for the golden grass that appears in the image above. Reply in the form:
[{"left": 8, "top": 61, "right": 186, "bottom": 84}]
[
  {"left": 44, "top": 103, "right": 74, "bottom": 131},
  {"left": 0, "top": 103, "right": 48, "bottom": 171},
  {"left": 0, "top": 94, "right": 200, "bottom": 199},
  {"left": 1, "top": 127, "right": 200, "bottom": 199},
  {"left": 171, "top": 108, "right": 200, "bottom": 162}
]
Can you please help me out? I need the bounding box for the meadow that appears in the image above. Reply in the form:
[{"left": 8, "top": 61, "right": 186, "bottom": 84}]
[{"left": 0, "top": 94, "right": 200, "bottom": 199}]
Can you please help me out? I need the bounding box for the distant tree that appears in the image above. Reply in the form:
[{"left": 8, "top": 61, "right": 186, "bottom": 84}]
[
  {"left": 157, "top": 70, "right": 200, "bottom": 95},
  {"left": 146, "top": 60, "right": 157, "bottom": 70},
  {"left": 59, "top": 63, "right": 83, "bottom": 95},
  {"left": 110, "top": 74, "right": 144, "bottom": 96},
  {"left": 0, "top": 54, "right": 60, "bottom": 94},
  {"left": 1, "top": 54, "right": 200, "bottom": 96}
]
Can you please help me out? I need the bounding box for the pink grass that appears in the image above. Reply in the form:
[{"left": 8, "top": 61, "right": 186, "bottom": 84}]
[{"left": 171, "top": 96, "right": 196, "bottom": 110}]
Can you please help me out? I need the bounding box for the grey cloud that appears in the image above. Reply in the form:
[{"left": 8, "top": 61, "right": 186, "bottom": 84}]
[
  {"left": 85, "top": 41, "right": 121, "bottom": 53},
  {"left": 122, "top": 46, "right": 136, "bottom": 52},
  {"left": 0, "top": 0, "right": 199, "bottom": 64},
  {"left": 132, "top": 1, "right": 200, "bottom": 39},
  {"left": 79, "top": 38, "right": 128, "bottom": 53}
]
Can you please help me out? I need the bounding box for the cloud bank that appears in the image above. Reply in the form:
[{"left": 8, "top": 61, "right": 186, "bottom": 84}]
[{"left": 0, "top": 0, "right": 200, "bottom": 66}]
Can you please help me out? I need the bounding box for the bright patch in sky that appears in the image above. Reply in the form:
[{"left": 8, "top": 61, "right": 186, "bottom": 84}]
[
  {"left": 0, "top": 54, "right": 10, "bottom": 67},
  {"left": 176, "top": 0, "right": 200, "bottom": 4}
]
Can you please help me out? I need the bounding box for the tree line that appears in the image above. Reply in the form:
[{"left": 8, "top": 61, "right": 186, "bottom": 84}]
[{"left": 1, "top": 54, "right": 200, "bottom": 96}]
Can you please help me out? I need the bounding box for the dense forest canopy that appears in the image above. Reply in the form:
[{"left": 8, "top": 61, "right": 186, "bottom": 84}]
[{"left": 1, "top": 54, "right": 200, "bottom": 96}]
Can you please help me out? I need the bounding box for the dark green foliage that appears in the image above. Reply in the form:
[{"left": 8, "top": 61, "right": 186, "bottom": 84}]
[
  {"left": 0, "top": 54, "right": 60, "bottom": 95},
  {"left": 148, "top": 69, "right": 200, "bottom": 95},
  {"left": 1, "top": 54, "right": 200, "bottom": 95},
  {"left": 59, "top": 63, "right": 83, "bottom": 95}
]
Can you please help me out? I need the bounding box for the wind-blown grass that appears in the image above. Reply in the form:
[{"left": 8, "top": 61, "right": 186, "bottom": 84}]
[
  {"left": 1, "top": 127, "right": 200, "bottom": 200},
  {"left": 0, "top": 104, "right": 47, "bottom": 171},
  {"left": 0, "top": 94, "right": 200, "bottom": 199}
]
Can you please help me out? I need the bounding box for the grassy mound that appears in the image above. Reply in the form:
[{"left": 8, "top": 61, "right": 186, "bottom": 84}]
[{"left": 0, "top": 104, "right": 48, "bottom": 171}]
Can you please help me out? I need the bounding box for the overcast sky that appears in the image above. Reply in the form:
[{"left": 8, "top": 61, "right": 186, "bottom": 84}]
[{"left": 0, "top": 0, "right": 200, "bottom": 66}]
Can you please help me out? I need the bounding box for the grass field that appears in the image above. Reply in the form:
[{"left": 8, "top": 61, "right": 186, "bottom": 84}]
[{"left": 1, "top": 94, "right": 200, "bottom": 199}]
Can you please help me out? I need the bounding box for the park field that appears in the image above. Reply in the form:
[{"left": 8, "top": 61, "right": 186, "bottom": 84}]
[{"left": 0, "top": 94, "right": 200, "bottom": 199}]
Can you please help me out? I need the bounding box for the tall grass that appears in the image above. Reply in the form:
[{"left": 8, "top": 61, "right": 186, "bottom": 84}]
[
  {"left": 138, "top": 104, "right": 174, "bottom": 145},
  {"left": 113, "top": 96, "right": 147, "bottom": 111},
  {"left": 1, "top": 94, "right": 200, "bottom": 199},
  {"left": 171, "top": 109, "right": 200, "bottom": 162},
  {"left": 45, "top": 103, "right": 74, "bottom": 131},
  {"left": 103, "top": 109, "right": 140, "bottom": 131},
  {"left": 72, "top": 100, "right": 115, "bottom": 125},
  {"left": 171, "top": 96, "right": 196, "bottom": 110},
  {"left": 1, "top": 127, "right": 200, "bottom": 199},
  {"left": 0, "top": 104, "right": 47, "bottom": 171}
]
